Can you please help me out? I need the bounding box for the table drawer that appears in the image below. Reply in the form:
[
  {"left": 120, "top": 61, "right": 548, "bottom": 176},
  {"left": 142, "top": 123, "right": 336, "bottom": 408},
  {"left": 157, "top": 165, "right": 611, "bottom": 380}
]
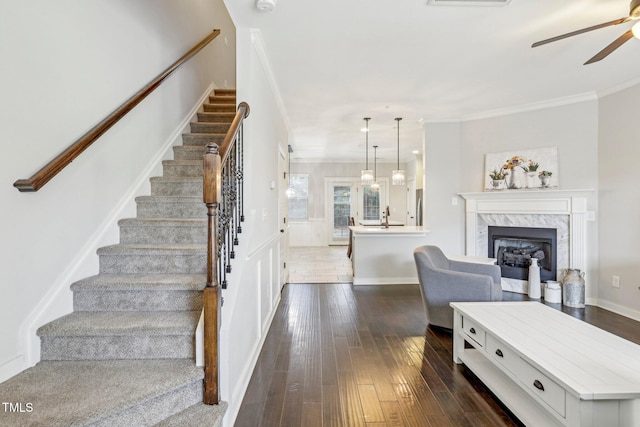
[
  {"left": 517, "top": 359, "right": 566, "bottom": 417},
  {"left": 485, "top": 334, "right": 520, "bottom": 375},
  {"left": 462, "top": 316, "right": 485, "bottom": 347}
]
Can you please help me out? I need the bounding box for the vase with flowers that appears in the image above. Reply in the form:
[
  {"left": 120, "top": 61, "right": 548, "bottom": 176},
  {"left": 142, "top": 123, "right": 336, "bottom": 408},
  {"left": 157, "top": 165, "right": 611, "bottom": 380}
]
[
  {"left": 503, "top": 156, "right": 525, "bottom": 189},
  {"left": 539, "top": 170, "right": 552, "bottom": 188},
  {"left": 488, "top": 167, "right": 507, "bottom": 190},
  {"left": 521, "top": 160, "right": 540, "bottom": 189}
]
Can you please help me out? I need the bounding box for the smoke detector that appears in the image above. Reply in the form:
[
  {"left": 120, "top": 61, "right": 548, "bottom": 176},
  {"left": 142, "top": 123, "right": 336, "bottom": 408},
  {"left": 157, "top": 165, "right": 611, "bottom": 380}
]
[{"left": 256, "top": 0, "right": 276, "bottom": 12}]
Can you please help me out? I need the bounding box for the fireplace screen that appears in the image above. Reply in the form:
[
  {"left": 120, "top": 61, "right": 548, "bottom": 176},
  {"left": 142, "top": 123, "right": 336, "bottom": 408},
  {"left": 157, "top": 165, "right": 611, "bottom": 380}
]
[{"left": 488, "top": 226, "right": 557, "bottom": 282}]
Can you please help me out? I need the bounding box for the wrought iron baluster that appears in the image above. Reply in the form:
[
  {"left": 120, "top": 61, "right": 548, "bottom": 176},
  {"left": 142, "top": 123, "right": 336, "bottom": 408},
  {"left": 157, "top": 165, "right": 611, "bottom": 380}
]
[{"left": 202, "top": 100, "right": 249, "bottom": 405}]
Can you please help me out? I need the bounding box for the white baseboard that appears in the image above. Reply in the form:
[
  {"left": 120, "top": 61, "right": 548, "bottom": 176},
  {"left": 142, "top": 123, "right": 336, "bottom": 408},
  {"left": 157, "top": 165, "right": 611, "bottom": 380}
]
[
  {"left": 17, "top": 82, "right": 216, "bottom": 371},
  {"left": 0, "top": 355, "right": 26, "bottom": 383},
  {"left": 595, "top": 299, "right": 640, "bottom": 323}
]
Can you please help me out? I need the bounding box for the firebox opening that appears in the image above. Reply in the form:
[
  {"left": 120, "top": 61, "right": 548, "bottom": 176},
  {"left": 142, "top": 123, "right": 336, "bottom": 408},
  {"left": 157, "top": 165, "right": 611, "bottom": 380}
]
[{"left": 488, "top": 226, "right": 557, "bottom": 282}]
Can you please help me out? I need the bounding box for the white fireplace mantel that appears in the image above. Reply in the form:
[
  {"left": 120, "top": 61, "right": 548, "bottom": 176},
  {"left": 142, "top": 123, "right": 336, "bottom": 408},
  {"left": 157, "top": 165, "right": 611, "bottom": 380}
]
[{"left": 459, "top": 189, "right": 595, "bottom": 296}]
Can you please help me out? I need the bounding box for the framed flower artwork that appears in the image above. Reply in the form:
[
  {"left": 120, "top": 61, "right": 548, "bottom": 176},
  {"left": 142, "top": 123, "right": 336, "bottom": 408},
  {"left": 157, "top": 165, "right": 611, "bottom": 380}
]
[{"left": 484, "top": 146, "right": 558, "bottom": 191}]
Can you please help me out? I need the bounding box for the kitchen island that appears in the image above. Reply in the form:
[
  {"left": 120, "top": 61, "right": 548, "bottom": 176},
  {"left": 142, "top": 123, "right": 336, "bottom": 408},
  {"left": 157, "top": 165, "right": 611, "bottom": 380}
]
[{"left": 349, "top": 226, "right": 429, "bottom": 285}]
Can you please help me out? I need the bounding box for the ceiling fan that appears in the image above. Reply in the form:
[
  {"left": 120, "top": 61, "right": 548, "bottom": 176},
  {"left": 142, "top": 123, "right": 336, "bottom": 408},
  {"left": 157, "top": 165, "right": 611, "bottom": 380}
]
[{"left": 532, "top": 0, "right": 640, "bottom": 64}]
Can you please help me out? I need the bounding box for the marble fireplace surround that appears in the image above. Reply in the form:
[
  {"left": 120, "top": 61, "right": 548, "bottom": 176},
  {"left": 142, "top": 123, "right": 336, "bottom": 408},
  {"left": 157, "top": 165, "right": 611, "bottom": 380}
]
[{"left": 459, "top": 189, "right": 594, "bottom": 295}]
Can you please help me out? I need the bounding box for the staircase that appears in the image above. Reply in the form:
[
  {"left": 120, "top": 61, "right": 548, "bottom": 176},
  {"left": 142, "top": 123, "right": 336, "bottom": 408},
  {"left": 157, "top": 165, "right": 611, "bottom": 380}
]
[{"left": 0, "top": 89, "right": 236, "bottom": 426}]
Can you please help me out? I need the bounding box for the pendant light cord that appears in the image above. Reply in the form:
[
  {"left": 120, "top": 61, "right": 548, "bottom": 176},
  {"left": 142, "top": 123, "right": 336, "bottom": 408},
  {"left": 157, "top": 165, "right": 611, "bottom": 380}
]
[
  {"left": 364, "top": 117, "right": 370, "bottom": 169},
  {"left": 373, "top": 145, "right": 378, "bottom": 180},
  {"left": 395, "top": 117, "right": 402, "bottom": 170}
]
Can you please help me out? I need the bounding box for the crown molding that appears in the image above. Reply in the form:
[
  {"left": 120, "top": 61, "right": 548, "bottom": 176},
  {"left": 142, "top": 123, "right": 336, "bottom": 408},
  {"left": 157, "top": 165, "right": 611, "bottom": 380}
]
[
  {"left": 462, "top": 92, "right": 598, "bottom": 122},
  {"left": 597, "top": 75, "right": 640, "bottom": 99}
]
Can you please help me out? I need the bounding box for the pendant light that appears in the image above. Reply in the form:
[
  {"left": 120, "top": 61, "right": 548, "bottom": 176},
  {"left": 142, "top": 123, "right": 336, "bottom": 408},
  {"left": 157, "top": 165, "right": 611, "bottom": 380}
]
[
  {"left": 360, "top": 117, "right": 374, "bottom": 184},
  {"left": 370, "top": 145, "right": 380, "bottom": 193},
  {"left": 286, "top": 145, "right": 295, "bottom": 198},
  {"left": 392, "top": 117, "right": 405, "bottom": 186}
]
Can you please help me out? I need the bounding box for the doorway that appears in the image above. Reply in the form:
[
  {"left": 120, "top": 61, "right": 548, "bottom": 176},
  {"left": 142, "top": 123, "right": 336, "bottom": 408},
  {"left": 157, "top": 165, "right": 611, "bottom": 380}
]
[
  {"left": 326, "top": 178, "right": 389, "bottom": 244},
  {"left": 327, "top": 180, "right": 357, "bottom": 245}
]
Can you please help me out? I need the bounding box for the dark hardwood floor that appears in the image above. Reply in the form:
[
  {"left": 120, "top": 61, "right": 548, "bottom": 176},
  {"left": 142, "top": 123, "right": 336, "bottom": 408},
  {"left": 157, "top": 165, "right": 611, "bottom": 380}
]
[{"left": 234, "top": 284, "right": 640, "bottom": 427}]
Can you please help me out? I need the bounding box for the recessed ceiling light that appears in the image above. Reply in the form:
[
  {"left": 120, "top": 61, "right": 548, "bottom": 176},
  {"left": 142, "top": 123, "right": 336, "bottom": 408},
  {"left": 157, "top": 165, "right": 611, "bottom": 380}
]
[{"left": 412, "top": 150, "right": 420, "bottom": 154}]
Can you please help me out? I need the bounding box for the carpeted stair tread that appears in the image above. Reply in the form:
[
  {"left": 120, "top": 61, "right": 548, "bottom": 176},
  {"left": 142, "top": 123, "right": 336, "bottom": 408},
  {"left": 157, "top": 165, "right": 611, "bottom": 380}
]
[
  {"left": 154, "top": 401, "right": 227, "bottom": 427},
  {"left": 37, "top": 311, "right": 200, "bottom": 337},
  {"left": 161, "top": 159, "right": 203, "bottom": 166},
  {"left": 189, "top": 122, "right": 232, "bottom": 134},
  {"left": 203, "top": 103, "right": 236, "bottom": 113},
  {"left": 135, "top": 195, "right": 205, "bottom": 218},
  {"left": 180, "top": 134, "right": 224, "bottom": 147},
  {"left": 208, "top": 95, "right": 235, "bottom": 104},
  {"left": 149, "top": 177, "right": 203, "bottom": 197},
  {"left": 197, "top": 112, "right": 235, "bottom": 122},
  {"left": 136, "top": 195, "right": 203, "bottom": 203},
  {"left": 149, "top": 176, "right": 202, "bottom": 183},
  {"left": 213, "top": 88, "right": 235, "bottom": 95},
  {"left": 98, "top": 243, "right": 206, "bottom": 255},
  {"left": 162, "top": 159, "right": 203, "bottom": 165},
  {"left": 0, "top": 359, "right": 203, "bottom": 427},
  {"left": 118, "top": 218, "right": 207, "bottom": 227},
  {"left": 118, "top": 218, "right": 207, "bottom": 244},
  {"left": 71, "top": 274, "right": 207, "bottom": 291},
  {"left": 172, "top": 146, "right": 208, "bottom": 160}
]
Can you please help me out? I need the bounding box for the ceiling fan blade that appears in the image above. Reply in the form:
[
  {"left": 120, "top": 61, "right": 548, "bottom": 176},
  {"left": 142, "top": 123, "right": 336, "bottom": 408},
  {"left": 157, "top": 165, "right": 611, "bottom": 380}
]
[
  {"left": 532, "top": 17, "right": 630, "bottom": 48},
  {"left": 584, "top": 29, "right": 635, "bottom": 64}
]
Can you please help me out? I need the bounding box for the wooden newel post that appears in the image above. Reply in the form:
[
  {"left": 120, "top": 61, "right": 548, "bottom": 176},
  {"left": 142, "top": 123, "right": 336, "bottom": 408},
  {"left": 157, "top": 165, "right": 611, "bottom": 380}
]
[{"left": 203, "top": 143, "right": 222, "bottom": 404}]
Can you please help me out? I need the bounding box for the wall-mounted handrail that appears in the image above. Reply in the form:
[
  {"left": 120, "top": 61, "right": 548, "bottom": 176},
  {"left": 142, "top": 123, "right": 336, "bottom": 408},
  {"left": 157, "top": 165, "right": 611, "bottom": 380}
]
[
  {"left": 14, "top": 29, "right": 221, "bottom": 192},
  {"left": 202, "top": 101, "right": 250, "bottom": 405}
]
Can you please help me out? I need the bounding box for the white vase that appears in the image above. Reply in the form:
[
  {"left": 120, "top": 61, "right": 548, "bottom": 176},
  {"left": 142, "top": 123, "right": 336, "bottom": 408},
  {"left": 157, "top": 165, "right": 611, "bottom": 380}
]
[
  {"left": 507, "top": 168, "right": 522, "bottom": 189},
  {"left": 526, "top": 171, "right": 537, "bottom": 189},
  {"left": 528, "top": 258, "right": 541, "bottom": 299}
]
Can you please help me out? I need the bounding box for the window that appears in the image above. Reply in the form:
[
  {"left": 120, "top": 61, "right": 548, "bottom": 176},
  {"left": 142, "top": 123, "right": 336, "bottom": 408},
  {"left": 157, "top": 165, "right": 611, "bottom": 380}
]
[
  {"left": 288, "top": 174, "right": 309, "bottom": 219},
  {"left": 362, "top": 185, "right": 381, "bottom": 221}
]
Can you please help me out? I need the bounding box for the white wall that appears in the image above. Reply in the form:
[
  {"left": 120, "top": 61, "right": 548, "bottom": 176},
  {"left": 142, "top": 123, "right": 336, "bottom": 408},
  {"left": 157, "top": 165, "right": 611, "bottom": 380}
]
[
  {"left": 0, "top": 0, "right": 235, "bottom": 382},
  {"left": 289, "top": 161, "right": 408, "bottom": 246},
  {"left": 597, "top": 82, "right": 640, "bottom": 319},
  {"left": 422, "top": 100, "right": 600, "bottom": 296},
  {"left": 423, "top": 122, "right": 464, "bottom": 255},
  {"left": 459, "top": 101, "right": 599, "bottom": 193},
  {"left": 218, "top": 28, "right": 288, "bottom": 427}
]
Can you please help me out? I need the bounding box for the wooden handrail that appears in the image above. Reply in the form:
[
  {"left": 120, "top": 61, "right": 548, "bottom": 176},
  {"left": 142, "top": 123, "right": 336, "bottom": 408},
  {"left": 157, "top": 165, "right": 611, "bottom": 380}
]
[
  {"left": 14, "top": 29, "right": 221, "bottom": 192},
  {"left": 202, "top": 101, "right": 250, "bottom": 405},
  {"left": 219, "top": 102, "right": 250, "bottom": 162}
]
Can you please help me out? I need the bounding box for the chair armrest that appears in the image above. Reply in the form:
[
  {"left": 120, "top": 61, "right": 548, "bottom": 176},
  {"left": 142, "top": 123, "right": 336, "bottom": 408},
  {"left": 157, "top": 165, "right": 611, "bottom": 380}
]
[
  {"left": 429, "top": 268, "right": 495, "bottom": 301},
  {"left": 450, "top": 260, "right": 501, "bottom": 286}
]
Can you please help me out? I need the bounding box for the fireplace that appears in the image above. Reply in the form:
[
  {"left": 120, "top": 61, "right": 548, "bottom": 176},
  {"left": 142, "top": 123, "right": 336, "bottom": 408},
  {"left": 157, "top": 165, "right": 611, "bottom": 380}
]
[
  {"left": 460, "top": 190, "right": 593, "bottom": 296},
  {"left": 488, "top": 226, "right": 557, "bottom": 282}
]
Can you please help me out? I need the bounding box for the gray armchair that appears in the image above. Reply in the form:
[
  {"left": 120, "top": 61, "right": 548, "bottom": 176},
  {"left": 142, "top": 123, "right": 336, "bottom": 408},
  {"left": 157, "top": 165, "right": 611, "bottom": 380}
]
[{"left": 413, "top": 245, "right": 502, "bottom": 330}]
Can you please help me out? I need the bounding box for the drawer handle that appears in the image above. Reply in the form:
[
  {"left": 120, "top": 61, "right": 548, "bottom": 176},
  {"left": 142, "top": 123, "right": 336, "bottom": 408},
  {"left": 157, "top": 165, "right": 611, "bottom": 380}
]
[
  {"left": 495, "top": 349, "right": 504, "bottom": 358},
  {"left": 469, "top": 327, "right": 476, "bottom": 334},
  {"left": 533, "top": 380, "right": 545, "bottom": 392}
]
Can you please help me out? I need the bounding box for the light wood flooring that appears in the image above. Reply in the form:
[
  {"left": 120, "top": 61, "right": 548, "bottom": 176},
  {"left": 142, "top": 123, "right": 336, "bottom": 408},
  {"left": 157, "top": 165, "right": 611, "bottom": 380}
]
[{"left": 288, "top": 246, "right": 353, "bottom": 284}]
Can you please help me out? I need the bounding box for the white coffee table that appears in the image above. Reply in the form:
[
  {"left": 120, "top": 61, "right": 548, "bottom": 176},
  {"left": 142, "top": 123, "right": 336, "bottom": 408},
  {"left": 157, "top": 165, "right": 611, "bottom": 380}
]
[{"left": 451, "top": 302, "right": 640, "bottom": 427}]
